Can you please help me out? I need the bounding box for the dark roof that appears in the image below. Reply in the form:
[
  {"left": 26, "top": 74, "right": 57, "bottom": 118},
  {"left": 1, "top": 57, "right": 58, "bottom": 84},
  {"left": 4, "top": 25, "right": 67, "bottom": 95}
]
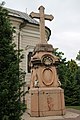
[{"left": 7, "top": 8, "right": 38, "bottom": 24}]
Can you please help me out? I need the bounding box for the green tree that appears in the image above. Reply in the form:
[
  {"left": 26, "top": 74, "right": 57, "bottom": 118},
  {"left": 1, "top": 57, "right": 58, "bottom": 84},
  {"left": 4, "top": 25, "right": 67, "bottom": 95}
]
[
  {"left": 76, "top": 51, "right": 80, "bottom": 104},
  {"left": 64, "top": 60, "right": 80, "bottom": 105},
  {"left": 53, "top": 48, "right": 67, "bottom": 88},
  {"left": 76, "top": 50, "right": 80, "bottom": 84},
  {"left": 53, "top": 49, "right": 80, "bottom": 105},
  {"left": 76, "top": 66, "right": 80, "bottom": 85},
  {"left": 0, "top": 3, "right": 26, "bottom": 120},
  {"left": 76, "top": 50, "right": 80, "bottom": 61}
]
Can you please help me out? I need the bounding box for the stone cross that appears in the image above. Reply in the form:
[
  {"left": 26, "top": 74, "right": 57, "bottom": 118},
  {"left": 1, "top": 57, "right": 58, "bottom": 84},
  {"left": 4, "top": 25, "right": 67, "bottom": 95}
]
[{"left": 30, "top": 6, "right": 54, "bottom": 44}]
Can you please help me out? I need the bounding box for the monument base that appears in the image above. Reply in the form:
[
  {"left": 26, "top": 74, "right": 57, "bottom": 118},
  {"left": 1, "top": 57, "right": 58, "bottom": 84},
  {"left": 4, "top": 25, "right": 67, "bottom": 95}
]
[{"left": 27, "top": 87, "right": 65, "bottom": 117}]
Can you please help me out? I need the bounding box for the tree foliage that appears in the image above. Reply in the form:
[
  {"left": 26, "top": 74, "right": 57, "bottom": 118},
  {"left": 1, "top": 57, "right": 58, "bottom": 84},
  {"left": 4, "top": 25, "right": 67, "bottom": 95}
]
[
  {"left": 76, "top": 50, "right": 80, "bottom": 61},
  {"left": 53, "top": 48, "right": 67, "bottom": 87},
  {"left": 64, "top": 60, "right": 80, "bottom": 105},
  {"left": 0, "top": 3, "right": 26, "bottom": 120},
  {"left": 53, "top": 48, "right": 80, "bottom": 106}
]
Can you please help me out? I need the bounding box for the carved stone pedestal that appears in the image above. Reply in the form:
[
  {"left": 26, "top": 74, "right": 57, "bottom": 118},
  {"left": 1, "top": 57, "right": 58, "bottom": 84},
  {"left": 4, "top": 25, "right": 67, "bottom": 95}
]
[
  {"left": 27, "top": 87, "right": 65, "bottom": 117},
  {"left": 27, "top": 43, "right": 65, "bottom": 117}
]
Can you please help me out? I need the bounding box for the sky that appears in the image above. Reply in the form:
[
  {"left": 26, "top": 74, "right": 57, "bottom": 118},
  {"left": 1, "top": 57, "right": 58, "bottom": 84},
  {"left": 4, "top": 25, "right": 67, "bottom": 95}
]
[{"left": 2, "top": 0, "right": 80, "bottom": 60}]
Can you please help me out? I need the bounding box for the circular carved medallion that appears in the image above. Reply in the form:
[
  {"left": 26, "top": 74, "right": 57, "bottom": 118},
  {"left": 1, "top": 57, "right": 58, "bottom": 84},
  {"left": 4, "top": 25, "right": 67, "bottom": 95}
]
[
  {"left": 42, "top": 55, "right": 53, "bottom": 66},
  {"left": 42, "top": 68, "right": 53, "bottom": 86}
]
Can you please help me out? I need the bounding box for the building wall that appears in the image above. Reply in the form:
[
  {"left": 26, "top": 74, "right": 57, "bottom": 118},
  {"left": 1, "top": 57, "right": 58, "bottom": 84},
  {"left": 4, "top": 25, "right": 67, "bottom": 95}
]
[
  {"left": 20, "top": 24, "right": 40, "bottom": 89},
  {"left": 10, "top": 17, "right": 40, "bottom": 89}
]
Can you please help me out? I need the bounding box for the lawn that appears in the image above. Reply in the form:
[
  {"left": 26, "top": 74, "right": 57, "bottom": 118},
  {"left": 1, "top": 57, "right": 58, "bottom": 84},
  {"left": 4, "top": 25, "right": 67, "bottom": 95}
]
[{"left": 66, "top": 106, "right": 80, "bottom": 110}]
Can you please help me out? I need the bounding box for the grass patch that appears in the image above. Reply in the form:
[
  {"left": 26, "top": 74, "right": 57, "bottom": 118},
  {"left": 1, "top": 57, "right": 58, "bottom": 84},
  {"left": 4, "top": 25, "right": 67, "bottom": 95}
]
[{"left": 66, "top": 106, "right": 80, "bottom": 110}]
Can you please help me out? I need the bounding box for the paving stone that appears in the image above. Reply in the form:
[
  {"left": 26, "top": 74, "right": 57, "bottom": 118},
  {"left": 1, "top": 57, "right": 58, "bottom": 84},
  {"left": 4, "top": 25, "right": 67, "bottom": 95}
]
[{"left": 22, "top": 109, "right": 80, "bottom": 120}]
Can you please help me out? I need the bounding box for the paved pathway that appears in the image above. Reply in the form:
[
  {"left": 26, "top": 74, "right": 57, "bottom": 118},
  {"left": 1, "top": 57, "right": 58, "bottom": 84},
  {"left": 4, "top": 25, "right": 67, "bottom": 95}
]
[{"left": 22, "top": 109, "right": 80, "bottom": 120}]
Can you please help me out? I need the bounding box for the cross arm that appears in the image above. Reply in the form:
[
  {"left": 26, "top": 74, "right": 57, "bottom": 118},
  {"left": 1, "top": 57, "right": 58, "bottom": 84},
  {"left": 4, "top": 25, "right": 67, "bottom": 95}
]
[
  {"left": 45, "top": 14, "right": 54, "bottom": 21},
  {"left": 30, "top": 12, "right": 40, "bottom": 19}
]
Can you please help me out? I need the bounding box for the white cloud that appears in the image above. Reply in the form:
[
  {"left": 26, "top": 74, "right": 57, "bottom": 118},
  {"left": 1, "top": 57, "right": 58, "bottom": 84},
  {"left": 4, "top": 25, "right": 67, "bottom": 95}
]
[{"left": 49, "top": 31, "right": 80, "bottom": 60}]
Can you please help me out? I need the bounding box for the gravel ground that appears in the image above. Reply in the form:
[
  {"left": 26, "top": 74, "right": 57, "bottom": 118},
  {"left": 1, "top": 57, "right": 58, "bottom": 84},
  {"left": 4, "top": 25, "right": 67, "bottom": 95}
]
[{"left": 63, "top": 109, "right": 80, "bottom": 120}]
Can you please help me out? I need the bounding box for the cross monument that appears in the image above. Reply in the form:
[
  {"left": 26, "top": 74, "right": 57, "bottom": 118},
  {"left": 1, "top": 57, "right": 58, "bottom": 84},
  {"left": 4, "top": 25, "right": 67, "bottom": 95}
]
[
  {"left": 30, "top": 6, "right": 54, "bottom": 43},
  {"left": 27, "top": 6, "right": 65, "bottom": 117}
]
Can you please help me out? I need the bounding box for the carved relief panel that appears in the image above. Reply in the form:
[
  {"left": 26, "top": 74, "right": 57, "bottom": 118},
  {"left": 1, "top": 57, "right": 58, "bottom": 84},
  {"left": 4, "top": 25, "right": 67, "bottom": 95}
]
[{"left": 30, "top": 49, "right": 61, "bottom": 88}]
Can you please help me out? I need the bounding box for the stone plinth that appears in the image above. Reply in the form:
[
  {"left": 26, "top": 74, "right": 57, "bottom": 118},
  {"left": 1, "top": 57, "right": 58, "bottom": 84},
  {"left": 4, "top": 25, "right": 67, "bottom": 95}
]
[
  {"left": 27, "top": 88, "right": 39, "bottom": 116},
  {"left": 27, "top": 87, "right": 65, "bottom": 117}
]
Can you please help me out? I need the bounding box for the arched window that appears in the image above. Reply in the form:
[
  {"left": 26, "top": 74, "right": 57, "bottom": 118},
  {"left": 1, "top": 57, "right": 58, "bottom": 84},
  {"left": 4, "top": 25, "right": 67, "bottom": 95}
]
[{"left": 27, "top": 52, "right": 32, "bottom": 73}]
